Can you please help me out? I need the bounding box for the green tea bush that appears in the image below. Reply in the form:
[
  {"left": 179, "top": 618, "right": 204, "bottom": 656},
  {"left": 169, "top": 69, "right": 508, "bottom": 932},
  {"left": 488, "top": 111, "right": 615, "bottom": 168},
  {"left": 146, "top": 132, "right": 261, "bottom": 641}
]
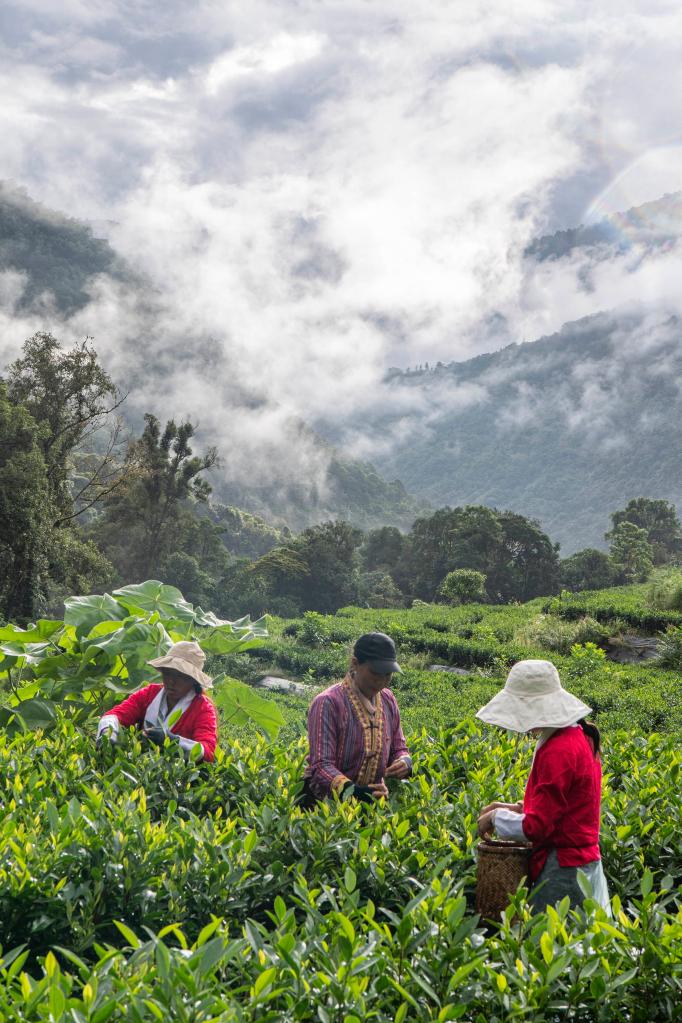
[
  {"left": 0, "top": 719, "right": 681, "bottom": 1020},
  {"left": 546, "top": 586, "right": 682, "bottom": 632},
  {"left": 2, "top": 586, "right": 682, "bottom": 1019}
]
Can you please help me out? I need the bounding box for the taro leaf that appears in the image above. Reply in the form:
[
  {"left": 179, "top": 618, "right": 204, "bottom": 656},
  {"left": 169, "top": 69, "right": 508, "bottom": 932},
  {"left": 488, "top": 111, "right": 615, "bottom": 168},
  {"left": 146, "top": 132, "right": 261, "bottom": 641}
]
[
  {"left": 9, "top": 697, "right": 57, "bottom": 730},
  {"left": 63, "top": 594, "right": 127, "bottom": 632},
  {"left": 0, "top": 620, "right": 63, "bottom": 644},
  {"left": 214, "top": 675, "right": 286, "bottom": 740},
  {"left": 198, "top": 628, "right": 265, "bottom": 656},
  {"left": 191, "top": 608, "right": 268, "bottom": 636},
  {"left": 85, "top": 620, "right": 130, "bottom": 641},
  {"left": 0, "top": 641, "right": 53, "bottom": 666},
  {"left": 33, "top": 653, "right": 80, "bottom": 679},
  {"left": 112, "top": 581, "right": 195, "bottom": 623},
  {"left": 82, "top": 621, "right": 172, "bottom": 664}
]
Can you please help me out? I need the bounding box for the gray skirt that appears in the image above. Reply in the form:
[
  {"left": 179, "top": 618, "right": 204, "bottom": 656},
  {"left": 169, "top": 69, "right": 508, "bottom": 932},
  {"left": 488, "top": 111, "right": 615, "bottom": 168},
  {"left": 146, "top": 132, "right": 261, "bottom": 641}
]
[{"left": 529, "top": 849, "right": 611, "bottom": 915}]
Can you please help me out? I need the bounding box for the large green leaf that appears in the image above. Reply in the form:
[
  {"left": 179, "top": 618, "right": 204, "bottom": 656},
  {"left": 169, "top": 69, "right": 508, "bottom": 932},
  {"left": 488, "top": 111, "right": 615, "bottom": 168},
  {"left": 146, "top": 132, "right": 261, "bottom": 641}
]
[
  {"left": 10, "top": 697, "right": 57, "bottom": 730},
  {"left": 82, "top": 620, "right": 172, "bottom": 667},
  {"left": 214, "top": 676, "right": 286, "bottom": 740},
  {"left": 63, "top": 594, "right": 127, "bottom": 633},
  {"left": 112, "top": 581, "right": 195, "bottom": 622},
  {"left": 0, "top": 641, "right": 54, "bottom": 665},
  {"left": 198, "top": 629, "right": 265, "bottom": 656},
  {"left": 0, "top": 620, "right": 63, "bottom": 644}
]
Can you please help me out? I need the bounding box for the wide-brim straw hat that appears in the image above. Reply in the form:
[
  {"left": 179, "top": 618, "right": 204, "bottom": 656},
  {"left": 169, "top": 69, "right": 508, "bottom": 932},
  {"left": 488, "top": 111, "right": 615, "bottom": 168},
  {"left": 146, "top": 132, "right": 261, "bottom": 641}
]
[
  {"left": 476, "top": 659, "right": 591, "bottom": 732},
  {"left": 148, "top": 640, "right": 213, "bottom": 690}
]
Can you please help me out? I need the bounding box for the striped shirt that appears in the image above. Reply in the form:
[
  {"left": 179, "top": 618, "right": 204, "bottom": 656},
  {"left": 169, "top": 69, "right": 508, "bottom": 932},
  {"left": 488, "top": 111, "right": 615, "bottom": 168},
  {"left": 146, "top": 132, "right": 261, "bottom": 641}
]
[{"left": 303, "top": 675, "right": 412, "bottom": 798}]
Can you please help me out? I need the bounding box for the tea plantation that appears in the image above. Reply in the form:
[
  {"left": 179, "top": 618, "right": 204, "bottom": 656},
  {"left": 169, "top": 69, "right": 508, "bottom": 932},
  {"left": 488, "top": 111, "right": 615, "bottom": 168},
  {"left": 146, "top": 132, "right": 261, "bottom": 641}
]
[{"left": 1, "top": 583, "right": 681, "bottom": 1021}]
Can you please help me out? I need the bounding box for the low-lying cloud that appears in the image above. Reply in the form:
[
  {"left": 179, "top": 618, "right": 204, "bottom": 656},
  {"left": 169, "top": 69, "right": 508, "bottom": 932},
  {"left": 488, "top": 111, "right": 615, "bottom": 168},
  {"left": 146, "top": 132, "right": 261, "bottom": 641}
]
[{"left": 1, "top": 2, "right": 682, "bottom": 517}]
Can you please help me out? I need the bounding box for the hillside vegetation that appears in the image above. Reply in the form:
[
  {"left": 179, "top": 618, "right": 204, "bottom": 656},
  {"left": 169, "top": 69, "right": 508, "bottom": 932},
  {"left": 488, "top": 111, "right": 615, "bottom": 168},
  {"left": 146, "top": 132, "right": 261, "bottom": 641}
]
[
  {"left": 0, "top": 582, "right": 681, "bottom": 1020},
  {"left": 373, "top": 314, "right": 682, "bottom": 554}
]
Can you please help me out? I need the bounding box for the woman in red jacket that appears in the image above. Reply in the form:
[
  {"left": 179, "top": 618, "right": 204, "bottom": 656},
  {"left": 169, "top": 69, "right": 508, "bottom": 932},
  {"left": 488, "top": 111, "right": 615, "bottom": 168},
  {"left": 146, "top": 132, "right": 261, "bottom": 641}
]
[
  {"left": 96, "top": 641, "right": 218, "bottom": 762},
  {"left": 475, "top": 659, "right": 610, "bottom": 913}
]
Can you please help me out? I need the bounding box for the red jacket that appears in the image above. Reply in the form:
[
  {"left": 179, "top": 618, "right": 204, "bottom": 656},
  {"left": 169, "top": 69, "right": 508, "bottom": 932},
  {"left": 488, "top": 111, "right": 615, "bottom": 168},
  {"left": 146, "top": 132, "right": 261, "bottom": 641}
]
[
  {"left": 106, "top": 683, "right": 218, "bottom": 762},
  {"left": 522, "top": 726, "right": 602, "bottom": 880}
]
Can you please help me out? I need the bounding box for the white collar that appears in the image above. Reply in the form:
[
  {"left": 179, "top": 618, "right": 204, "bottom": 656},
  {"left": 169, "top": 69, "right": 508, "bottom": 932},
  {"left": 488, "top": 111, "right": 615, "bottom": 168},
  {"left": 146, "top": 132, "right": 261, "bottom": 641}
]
[{"left": 144, "top": 688, "right": 196, "bottom": 731}]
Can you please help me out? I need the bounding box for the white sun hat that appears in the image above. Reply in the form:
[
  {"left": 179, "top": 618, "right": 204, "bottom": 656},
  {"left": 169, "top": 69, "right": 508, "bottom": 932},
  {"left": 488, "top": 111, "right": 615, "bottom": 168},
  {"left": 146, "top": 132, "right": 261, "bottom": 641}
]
[
  {"left": 148, "top": 640, "right": 213, "bottom": 690},
  {"left": 476, "top": 659, "right": 591, "bottom": 733}
]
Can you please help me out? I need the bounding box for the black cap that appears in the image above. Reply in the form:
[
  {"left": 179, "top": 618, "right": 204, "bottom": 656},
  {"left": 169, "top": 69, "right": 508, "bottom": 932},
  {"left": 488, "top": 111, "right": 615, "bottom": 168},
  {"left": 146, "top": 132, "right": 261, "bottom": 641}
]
[{"left": 353, "top": 632, "right": 401, "bottom": 674}]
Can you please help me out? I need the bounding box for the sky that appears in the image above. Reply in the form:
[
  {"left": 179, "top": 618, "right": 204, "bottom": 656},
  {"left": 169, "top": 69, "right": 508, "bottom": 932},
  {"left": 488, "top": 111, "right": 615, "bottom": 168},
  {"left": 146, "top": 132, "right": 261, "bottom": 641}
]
[{"left": 1, "top": 0, "right": 682, "bottom": 503}]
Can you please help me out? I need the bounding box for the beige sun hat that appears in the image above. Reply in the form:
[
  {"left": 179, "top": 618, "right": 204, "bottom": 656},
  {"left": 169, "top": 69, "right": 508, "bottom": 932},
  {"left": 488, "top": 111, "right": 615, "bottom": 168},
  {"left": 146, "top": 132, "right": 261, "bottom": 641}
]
[
  {"left": 476, "top": 659, "right": 591, "bottom": 733},
  {"left": 148, "top": 641, "right": 213, "bottom": 690}
]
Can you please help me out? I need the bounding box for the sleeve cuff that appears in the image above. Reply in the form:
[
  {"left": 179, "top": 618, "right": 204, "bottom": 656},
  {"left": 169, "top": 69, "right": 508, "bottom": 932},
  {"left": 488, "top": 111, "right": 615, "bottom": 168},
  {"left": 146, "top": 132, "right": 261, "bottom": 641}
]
[
  {"left": 97, "top": 715, "right": 120, "bottom": 738},
  {"left": 177, "top": 735, "right": 203, "bottom": 758},
  {"left": 493, "top": 808, "right": 527, "bottom": 842}
]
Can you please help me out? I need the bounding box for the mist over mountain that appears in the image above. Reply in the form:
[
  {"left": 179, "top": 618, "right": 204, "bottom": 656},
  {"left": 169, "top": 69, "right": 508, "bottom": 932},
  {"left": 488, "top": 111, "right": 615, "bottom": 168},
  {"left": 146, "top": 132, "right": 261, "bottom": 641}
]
[
  {"left": 0, "top": 183, "right": 131, "bottom": 315},
  {"left": 370, "top": 310, "right": 681, "bottom": 553},
  {"left": 0, "top": 181, "right": 425, "bottom": 533},
  {"left": 2, "top": 179, "right": 681, "bottom": 552},
  {"left": 526, "top": 191, "right": 682, "bottom": 263}
]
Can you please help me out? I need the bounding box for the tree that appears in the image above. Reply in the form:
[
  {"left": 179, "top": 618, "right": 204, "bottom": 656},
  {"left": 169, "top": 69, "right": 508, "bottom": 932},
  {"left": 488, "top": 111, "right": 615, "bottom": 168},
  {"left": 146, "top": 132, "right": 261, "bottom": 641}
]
[
  {"left": 608, "top": 522, "right": 654, "bottom": 583},
  {"left": 360, "top": 526, "right": 405, "bottom": 574},
  {"left": 291, "top": 520, "right": 363, "bottom": 613},
  {"left": 357, "top": 570, "right": 405, "bottom": 609},
  {"left": 6, "top": 332, "right": 125, "bottom": 523},
  {"left": 0, "top": 384, "right": 50, "bottom": 621},
  {"left": 403, "top": 506, "right": 503, "bottom": 598},
  {"left": 437, "top": 569, "right": 487, "bottom": 605},
  {"left": 401, "top": 505, "right": 558, "bottom": 602},
  {"left": 92, "top": 415, "right": 218, "bottom": 582},
  {"left": 607, "top": 498, "right": 681, "bottom": 565},
  {"left": 560, "top": 548, "right": 617, "bottom": 592},
  {"left": 490, "top": 511, "right": 560, "bottom": 602}
]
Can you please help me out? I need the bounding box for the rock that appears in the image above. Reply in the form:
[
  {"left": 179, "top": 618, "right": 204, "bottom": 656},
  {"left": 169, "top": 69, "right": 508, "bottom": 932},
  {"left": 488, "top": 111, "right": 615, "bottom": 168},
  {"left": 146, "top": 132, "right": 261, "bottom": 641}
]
[
  {"left": 428, "top": 664, "right": 471, "bottom": 676},
  {"left": 604, "top": 635, "right": 661, "bottom": 664},
  {"left": 253, "top": 675, "right": 311, "bottom": 696}
]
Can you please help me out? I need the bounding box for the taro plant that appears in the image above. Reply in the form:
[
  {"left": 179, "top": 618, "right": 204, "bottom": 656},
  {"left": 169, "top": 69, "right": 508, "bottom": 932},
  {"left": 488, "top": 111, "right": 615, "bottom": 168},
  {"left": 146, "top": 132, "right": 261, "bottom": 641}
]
[{"left": 0, "top": 580, "right": 275, "bottom": 736}]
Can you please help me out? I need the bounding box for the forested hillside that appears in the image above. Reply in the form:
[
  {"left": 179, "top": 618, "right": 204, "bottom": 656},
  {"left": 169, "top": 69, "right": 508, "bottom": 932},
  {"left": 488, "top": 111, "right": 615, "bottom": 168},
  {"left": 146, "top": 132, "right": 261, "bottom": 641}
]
[
  {"left": 374, "top": 311, "right": 682, "bottom": 553},
  {"left": 0, "top": 183, "right": 130, "bottom": 313},
  {"left": 0, "top": 183, "right": 425, "bottom": 533},
  {"left": 526, "top": 190, "right": 682, "bottom": 262}
]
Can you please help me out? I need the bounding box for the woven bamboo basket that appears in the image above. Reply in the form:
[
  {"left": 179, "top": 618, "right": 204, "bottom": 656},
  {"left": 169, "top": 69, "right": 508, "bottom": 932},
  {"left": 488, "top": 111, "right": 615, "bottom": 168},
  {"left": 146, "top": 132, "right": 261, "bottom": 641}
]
[{"left": 476, "top": 838, "right": 531, "bottom": 920}]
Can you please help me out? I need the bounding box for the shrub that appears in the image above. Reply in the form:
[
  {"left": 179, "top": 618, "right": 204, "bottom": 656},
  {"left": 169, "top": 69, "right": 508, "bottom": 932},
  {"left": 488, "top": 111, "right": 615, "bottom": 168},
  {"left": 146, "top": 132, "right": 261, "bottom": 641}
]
[
  {"left": 656, "top": 626, "right": 682, "bottom": 670},
  {"left": 647, "top": 569, "right": 682, "bottom": 612},
  {"left": 514, "top": 614, "right": 608, "bottom": 654},
  {"left": 437, "top": 569, "right": 487, "bottom": 605}
]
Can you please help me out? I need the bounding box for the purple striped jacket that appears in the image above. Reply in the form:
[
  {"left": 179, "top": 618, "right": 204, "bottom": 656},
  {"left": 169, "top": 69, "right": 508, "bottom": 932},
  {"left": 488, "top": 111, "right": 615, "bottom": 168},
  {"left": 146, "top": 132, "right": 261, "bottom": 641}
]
[{"left": 303, "top": 675, "right": 412, "bottom": 798}]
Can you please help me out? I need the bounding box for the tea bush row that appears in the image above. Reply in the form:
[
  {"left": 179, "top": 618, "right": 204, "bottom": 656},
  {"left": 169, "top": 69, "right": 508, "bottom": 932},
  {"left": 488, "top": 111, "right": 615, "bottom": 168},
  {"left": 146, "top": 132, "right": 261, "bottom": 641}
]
[
  {"left": 1, "top": 873, "right": 681, "bottom": 1022},
  {"left": 1, "top": 719, "right": 680, "bottom": 960}
]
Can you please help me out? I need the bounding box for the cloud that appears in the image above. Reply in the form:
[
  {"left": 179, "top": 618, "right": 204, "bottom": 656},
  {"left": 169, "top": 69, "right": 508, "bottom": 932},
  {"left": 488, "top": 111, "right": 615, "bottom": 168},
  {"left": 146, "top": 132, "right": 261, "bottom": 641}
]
[{"left": 1, "top": 2, "right": 682, "bottom": 513}]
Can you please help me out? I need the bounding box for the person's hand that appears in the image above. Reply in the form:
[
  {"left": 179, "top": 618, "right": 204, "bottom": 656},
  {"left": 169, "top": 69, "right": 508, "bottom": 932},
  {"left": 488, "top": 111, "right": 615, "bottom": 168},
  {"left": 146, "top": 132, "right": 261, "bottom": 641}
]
[
  {"left": 143, "top": 725, "right": 167, "bottom": 747},
  {"left": 479, "top": 800, "right": 522, "bottom": 816},
  {"left": 96, "top": 730, "right": 116, "bottom": 749},
  {"left": 477, "top": 809, "right": 496, "bottom": 838},
  {"left": 368, "top": 781, "right": 389, "bottom": 800},
  {"left": 385, "top": 758, "right": 410, "bottom": 779}
]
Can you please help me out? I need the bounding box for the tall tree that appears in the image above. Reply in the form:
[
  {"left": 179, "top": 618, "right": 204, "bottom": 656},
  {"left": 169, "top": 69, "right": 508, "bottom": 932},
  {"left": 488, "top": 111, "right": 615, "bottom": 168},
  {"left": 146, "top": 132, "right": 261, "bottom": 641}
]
[
  {"left": 608, "top": 521, "right": 654, "bottom": 583},
  {"left": 491, "top": 511, "right": 560, "bottom": 602},
  {"left": 607, "top": 498, "right": 681, "bottom": 565},
  {"left": 400, "top": 505, "right": 558, "bottom": 602},
  {"left": 93, "top": 415, "right": 218, "bottom": 582},
  {"left": 560, "top": 548, "right": 617, "bottom": 592},
  {"left": 0, "top": 384, "right": 50, "bottom": 621},
  {"left": 360, "top": 526, "right": 405, "bottom": 574},
  {"left": 6, "top": 332, "right": 124, "bottom": 523}
]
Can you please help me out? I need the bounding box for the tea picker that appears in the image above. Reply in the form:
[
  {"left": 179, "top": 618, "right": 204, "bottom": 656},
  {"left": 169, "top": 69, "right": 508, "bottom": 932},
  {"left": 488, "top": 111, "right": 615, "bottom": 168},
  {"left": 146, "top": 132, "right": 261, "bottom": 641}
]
[
  {"left": 95, "top": 641, "right": 219, "bottom": 763},
  {"left": 474, "top": 659, "right": 610, "bottom": 917}
]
